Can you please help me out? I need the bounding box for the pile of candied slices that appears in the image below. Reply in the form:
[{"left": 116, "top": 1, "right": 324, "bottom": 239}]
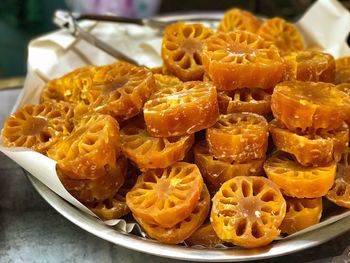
[{"left": 3, "top": 8, "right": 350, "bottom": 248}]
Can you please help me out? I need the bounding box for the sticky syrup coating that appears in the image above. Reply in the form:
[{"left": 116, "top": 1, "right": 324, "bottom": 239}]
[
  {"left": 335, "top": 56, "right": 350, "bottom": 84},
  {"left": 218, "top": 8, "right": 261, "bottom": 33}
]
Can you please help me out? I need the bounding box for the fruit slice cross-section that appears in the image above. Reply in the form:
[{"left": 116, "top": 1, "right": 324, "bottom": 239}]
[
  {"left": 335, "top": 56, "right": 350, "bottom": 84},
  {"left": 211, "top": 176, "right": 286, "bottom": 248},
  {"left": 126, "top": 162, "right": 204, "bottom": 228},
  {"left": 218, "top": 8, "right": 261, "bottom": 33},
  {"left": 185, "top": 223, "right": 222, "bottom": 248}
]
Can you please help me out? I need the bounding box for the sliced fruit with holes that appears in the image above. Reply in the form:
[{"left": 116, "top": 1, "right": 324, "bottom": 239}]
[
  {"left": 218, "top": 8, "right": 261, "bottom": 33},
  {"left": 335, "top": 56, "right": 350, "bottom": 84},
  {"left": 326, "top": 163, "right": 350, "bottom": 209},
  {"left": 152, "top": 73, "right": 182, "bottom": 96},
  {"left": 271, "top": 81, "right": 350, "bottom": 133},
  {"left": 186, "top": 222, "right": 222, "bottom": 247},
  {"left": 206, "top": 113, "right": 268, "bottom": 163},
  {"left": 126, "top": 162, "right": 204, "bottom": 228},
  {"left": 264, "top": 151, "right": 336, "bottom": 198},
  {"left": 211, "top": 176, "right": 286, "bottom": 248},
  {"left": 280, "top": 197, "right": 322, "bottom": 235},
  {"left": 134, "top": 185, "right": 210, "bottom": 244}
]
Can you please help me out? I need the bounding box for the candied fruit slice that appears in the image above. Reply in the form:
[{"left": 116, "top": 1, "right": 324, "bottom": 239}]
[
  {"left": 211, "top": 176, "right": 286, "bottom": 248},
  {"left": 89, "top": 193, "right": 130, "bottom": 220},
  {"left": 270, "top": 120, "right": 348, "bottom": 166},
  {"left": 126, "top": 162, "right": 204, "bottom": 228},
  {"left": 120, "top": 120, "right": 194, "bottom": 169},
  {"left": 217, "top": 88, "right": 271, "bottom": 116},
  {"left": 283, "top": 50, "right": 335, "bottom": 83},
  {"left": 152, "top": 73, "right": 182, "bottom": 97},
  {"left": 280, "top": 197, "right": 322, "bottom": 235},
  {"left": 206, "top": 113, "right": 268, "bottom": 163},
  {"left": 264, "top": 151, "right": 336, "bottom": 198},
  {"left": 162, "top": 22, "right": 213, "bottom": 81},
  {"left": 218, "top": 8, "right": 261, "bottom": 33},
  {"left": 186, "top": 223, "right": 222, "bottom": 248},
  {"left": 57, "top": 156, "right": 127, "bottom": 203},
  {"left": 194, "top": 141, "right": 264, "bottom": 190},
  {"left": 335, "top": 56, "right": 350, "bottom": 84},
  {"left": 258, "top": 17, "right": 304, "bottom": 54},
  {"left": 144, "top": 81, "right": 219, "bottom": 137},
  {"left": 47, "top": 114, "right": 120, "bottom": 179},
  {"left": 134, "top": 185, "right": 210, "bottom": 244},
  {"left": 202, "top": 30, "right": 285, "bottom": 90},
  {"left": 271, "top": 81, "right": 350, "bottom": 132},
  {"left": 1, "top": 102, "right": 73, "bottom": 154},
  {"left": 41, "top": 66, "right": 96, "bottom": 103}
]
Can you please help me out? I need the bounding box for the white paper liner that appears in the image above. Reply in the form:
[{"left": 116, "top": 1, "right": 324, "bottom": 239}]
[{"left": 1, "top": 0, "right": 350, "bottom": 247}]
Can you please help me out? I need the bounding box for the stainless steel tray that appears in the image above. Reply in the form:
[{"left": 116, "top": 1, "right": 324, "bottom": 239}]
[{"left": 28, "top": 174, "right": 350, "bottom": 262}]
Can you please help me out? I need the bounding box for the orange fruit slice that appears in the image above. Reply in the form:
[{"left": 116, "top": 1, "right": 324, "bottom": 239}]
[
  {"left": 162, "top": 22, "right": 213, "bottom": 81},
  {"left": 206, "top": 113, "right": 268, "bottom": 163},
  {"left": 202, "top": 30, "right": 285, "bottom": 90},
  {"left": 144, "top": 81, "right": 219, "bottom": 137},
  {"left": 271, "top": 81, "right": 350, "bottom": 133},
  {"left": 269, "top": 120, "right": 348, "bottom": 166},
  {"left": 335, "top": 56, "right": 350, "bottom": 84},
  {"left": 186, "top": 223, "right": 222, "bottom": 248},
  {"left": 1, "top": 102, "right": 73, "bottom": 154},
  {"left": 126, "top": 162, "right": 204, "bottom": 228},
  {"left": 211, "top": 176, "right": 286, "bottom": 248},
  {"left": 258, "top": 17, "right": 304, "bottom": 54},
  {"left": 218, "top": 8, "right": 261, "bottom": 33},
  {"left": 264, "top": 151, "right": 336, "bottom": 198},
  {"left": 194, "top": 141, "right": 264, "bottom": 190},
  {"left": 280, "top": 197, "right": 322, "bottom": 235},
  {"left": 134, "top": 185, "right": 210, "bottom": 244}
]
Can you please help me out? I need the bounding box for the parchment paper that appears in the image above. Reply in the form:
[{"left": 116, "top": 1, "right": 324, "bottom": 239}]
[{"left": 1, "top": 0, "right": 350, "bottom": 245}]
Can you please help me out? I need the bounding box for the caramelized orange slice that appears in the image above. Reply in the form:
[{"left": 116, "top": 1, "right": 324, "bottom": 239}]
[
  {"left": 2, "top": 102, "right": 73, "bottom": 154},
  {"left": 162, "top": 22, "right": 213, "bottom": 81},
  {"left": 271, "top": 81, "right": 350, "bottom": 133},
  {"left": 84, "top": 62, "right": 155, "bottom": 122},
  {"left": 211, "top": 176, "right": 286, "bottom": 248},
  {"left": 202, "top": 30, "right": 285, "bottom": 90},
  {"left": 258, "top": 17, "right": 304, "bottom": 54},
  {"left": 283, "top": 50, "right": 335, "bottom": 83},
  {"left": 335, "top": 56, "right": 350, "bottom": 84},
  {"left": 264, "top": 151, "right": 336, "bottom": 198},
  {"left": 134, "top": 185, "right": 210, "bottom": 244},
  {"left": 270, "top": 120, "right": 348, "bottom": 166},
  {"left": 120, "top": 120, "right": 194, "bottom": 169},
  {"left": 280, "top": 197, "right": 322, "bottom": 235},
  {"left": 186, "top": 223, "right": 222, "bottom": 247},
  {"left": 218, "top": 8, "right": 261, "bottom": 33},
  {"left": 206, "top": 113, "right": 268, "bottom": 163},
  {"left": 194, "top": 141, "right": 264, "bottom": 190},
  {"left": 57, "top": 156, "right": 127, "bottom": 203},
  {"left": 218, "top": 88, "right": 271, "bottom": 116},
  {"left": 126, "top": 162, "right": 204, "bottom": 228},
  {"left": 144, "top": 81, "right": 219, "bottom": 137},
  {"left": 48, "top": 114, "right": 120, "bottom": 179}
]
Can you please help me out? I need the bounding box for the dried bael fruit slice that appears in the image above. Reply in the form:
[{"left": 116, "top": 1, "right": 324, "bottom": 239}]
[
  {"left": 194, "top": 141, "right": 264, "bottom": 190},
  {"left": 186, "top": 223, "right": 222, "bottom": 248},
  {"left": 217, "top": 88, "right": 271, "bottom": 116},
  {"left": 41, "top": 66, "right": 96, "bottom": 103},
  {"left": 144, "top": 81, "right": 219, "bottom": 137},
  {"left": 48, "top": 114, "right": 120, "bottom": 179},
  {"left": 202, "top": 30, "right": 285, "bottom": 90},
  {"left": 2, "top": 102, "right": 73, "bottom": 154},
  {"left": 335, "top": 83, "right": 350, "bottom": 133},
  {"left": 283, "top": 50, "right": 335, "bottom": 83},
  {"left": 120, "top": 120, "right": 194, "bottom": 169},
  {"left": 271, "top": 81, "right": 350, "bottom": 133},
  {"left": 134, "top": 185, "right": 210, "bottom": 244},
  {"left": 264, "top": 151, "right": 336, "bottom": 198},
  {"left": 89, "top": 193, "right": 130, "bottom": 220},
  {"left": 126, "top": 162, "right": 204, "bottom": 228},
  {"left": 280, "top": 197, "right": 322, "bottom": 235},
  {"left": 335, "top": 56, "right": 350, "bottom": 84},
  {"left": 211, "top": 176, "right": 286, "bottom": 248},
  {"left": 206, "top": 113, "right": 268, "bottom": 163},
  {"left": 57, "top": 156, "right": 127, "bottom": 203},
  {"left": 162, "top": 22, "right": 213, "bottom": 81},
  {"left": 269, "top": 120, "right": 349, "bottom": 166},
  {"left": 152, "top": 73, "right": 182, "bottom": 97},
  {"left": 257, "top": 17, "right": 304, "bottom": 54},
  {"left": 86, "top": 62, "right": 155, "bottom": 122},
  {"left": 218, "top": 8, "right": 261, "bottom": 33}
]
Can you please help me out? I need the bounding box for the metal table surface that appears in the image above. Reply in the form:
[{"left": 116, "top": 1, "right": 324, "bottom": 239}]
[{"left": 1, "top": 88, "right": 350, "bottom": 263}]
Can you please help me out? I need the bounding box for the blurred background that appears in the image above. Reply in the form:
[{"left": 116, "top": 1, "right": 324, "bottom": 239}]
[{"left": 1, "top": 0, "right": 349, "bottom": 78}]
